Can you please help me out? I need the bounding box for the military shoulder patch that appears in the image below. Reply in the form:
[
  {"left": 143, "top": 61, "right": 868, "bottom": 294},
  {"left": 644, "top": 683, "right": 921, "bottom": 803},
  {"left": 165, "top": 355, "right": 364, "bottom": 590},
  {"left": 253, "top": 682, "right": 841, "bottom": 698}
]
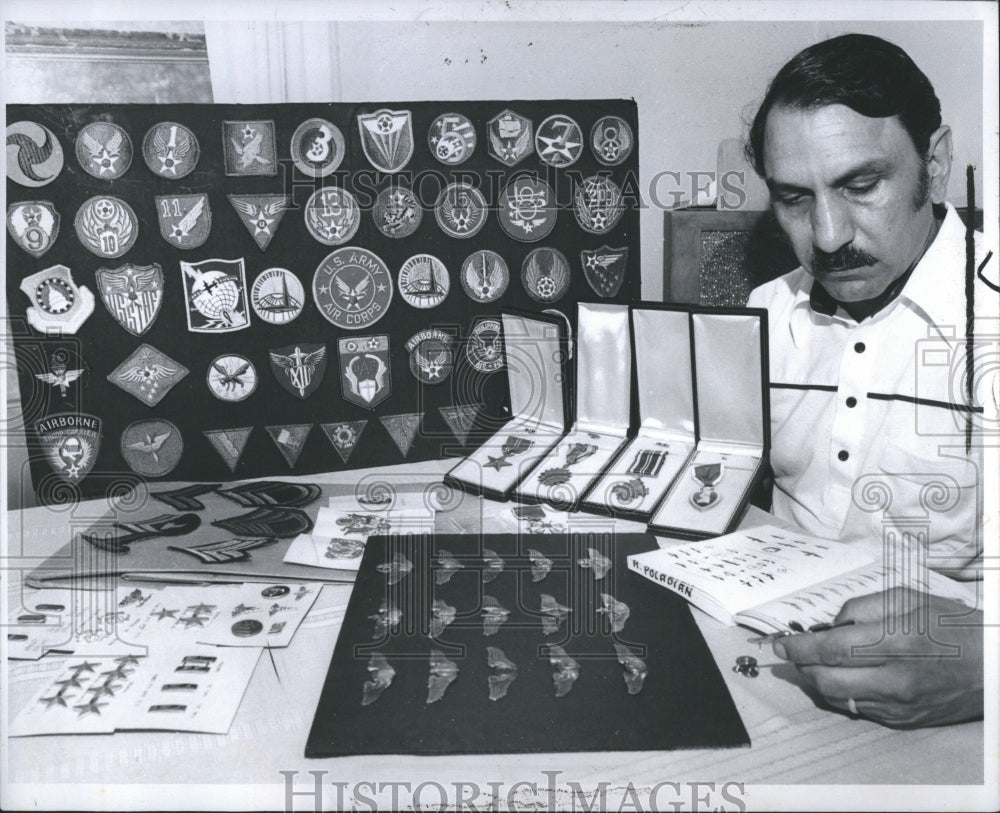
[
  {"left": 20, "top": 265, "right": 95, "bottom": 335},
  {"left": 151, "top": 483, "right": 220, "bottom": 511},
  {"left": 434, "top": 182, "right": 488, "bottom": 238},
  {"left": 35, "top": 413, "right": 101, "bottom": 482},
  {"left": 6, "top": 121, "right": 64, "bottom": 187},
  {"left": 320, "top": 420, "right": 368, "bottom": 464},
  {"left": 212, "top": 507, "right": 312, "bottom": 538},
  {"left": 269, "top": 343, "right": 327, "bottom": 399},
  {"left": 313, "top": 247, "right": 393, "bottom": 330},
  {"left": 439, "top": 404, "right": 482, "bottom": 446},
  {"left": 95, "top": 263, "right": 164, "bottom": 336},
  {"left": 405, "top": 329, "right": 454, "bottom": 384},
  {"left": 266, "top": 424, "right": 313, "bottom": 468},
  {"left": 7, "top": 201, "right": 59, "bottom": 257},
  {"left": 142, "top": 121, "right": 200, "bottom": 179},
  {"left": 460, "top": 250, "right": 509, "bottom": 303},
  {"left": 398, "top": 254, "right": 450, "bottom": 309},
  {"left": 156, "top": 194, "right": 211, "bottom": 249},
  {"left": 75, "top": 122, "right": 132, "bottom": 180},
  {"left": 120, "top": 419, "right": 183, "bottom": 478},
  {"left": 380, "top": 413, "right": 422, "bottom": 458},
  {"left": 429, "top": 113, "right": 476, "bottom": 165},
  {"left": 251, "top": 267, "right": 305, "bottom": 325},
  {"left": 338, "top": 336, "right": 391, "bottom": 409},
  {"left": 357, "top": 109, "right": 414, "bottom": 173},
  {"left": 216, "top": 481, "right": 321, "bottom": 508},
  {"left": 206, "top": 354, "right": 258, "bottom": 402},
  {"left": 487, "top": 110, "right": 533, "bottom": 166},
  {"left": 222, "top": 120, "right": 277, "bottom": 176},
  {"left": 228, "top": 194, "right": 289, "bottom": 251},
  {"left": 180, "top": 258, "right": 251, "bottom": 333},
  {"left": 466, "top": 317, "right": 504, "bottom": 373},
  {"left": 581, "top": 246, "right": 628, "bottom": 298},
  {"left": 522, "top": 247, "right": 571, "bottom": 303},
  {"left": 108, "top": 344, "right": 189, "bottom": 407},
  {"left": 591, "top": 116, "right": 634, "bottom": 166},
  {"left": 498, "top": 176, "right": 557, "bottom": 242},
  {"left": 372, "top": 185, "right": 423, "bottom": 239},
  {"left": 304, "top": 187, "right": 361, "bottom": 246},
  {"left": 574, "top": 176, "right": 625, "bottom": 234},
  {"left": 34, "top": 347, "right": 87, "bottom": 400},
  {"left": 535, "top": 114, "right": 584, "bottom": 168},
  {"left": 203, "top": 426, "right": 253, "bottom": 473},
  {"left": 290, "top": 118, "right": 345, "bottom": 177},
  {"left": 74, "top": 196, "right": 138, "bottom": 258},
  {"left": 168, "top": 537, "right": 276, "bottom": 564}
]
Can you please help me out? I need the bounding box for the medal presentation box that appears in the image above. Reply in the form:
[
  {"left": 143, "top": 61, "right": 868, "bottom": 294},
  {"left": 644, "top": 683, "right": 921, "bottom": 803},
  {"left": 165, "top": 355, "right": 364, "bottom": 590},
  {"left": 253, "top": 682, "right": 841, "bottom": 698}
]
[
  {"left": 443, "top": 310, "right": 570, "bottom": 500},
  {"left": 647, "top": 308, "right": 770, "bottom": 540},
  {"left": 582, "top": 306, "right": 696, "bottom": 521},
  {"left": 513, "top": 302, "right": 632, "bottom": 510}
]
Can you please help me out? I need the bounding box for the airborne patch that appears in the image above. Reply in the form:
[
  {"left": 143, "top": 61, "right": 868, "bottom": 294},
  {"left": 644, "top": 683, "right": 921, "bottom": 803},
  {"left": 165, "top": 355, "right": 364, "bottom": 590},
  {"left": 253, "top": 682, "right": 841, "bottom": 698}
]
[
  {"left": 380, "top": 413, "right": 422, "bottom": 458},
  {"left": 95, "top": 263, "right": 164, "bottom": 336},
  {"left": 120, "top": 418, "right": 183, "bottom": 478},
  {"left": 203, "top": 427, "right": 253, "bottom": 473},
  {"left": 487, "top": 110, "right": 533, "bottom": 167},
  {"left": 535, "top": 114, "right": 583, "bottom": 168},
  {"left": 7, "top": 201, "right": 59, "bottom": 257},
  {"left": 522, "top": 247, "right": 571, "bottom": 303},
  {"left": 6, "top": 121, "right": 64, "bottom": 187},
  {"left": 156, "top": 194, "right": 211, "bottom": 249},
  {"left": 142, "top": 121, "right": 200, "bottom": 179},
  {"left": 228, "top": 194, "right": 289, "bottom": 250},
  {"left": 35, "top": 413, "right": 101, "bottom": 482},
  {"left": 290, "top": 118, "right": 345, "bottom": 178},
  {"left": 206, "top": 354, "right": 258, "bottom": 402},
  {"left": 373, "top": 185, "right": 423, "bottom": 239},
  {"left": 269, "top": 343, "right": 327, "bottom": 399},
  {"left": 581, "top": 246, "right": 628, "bottom": 298},
  {"left": 574, "top": 176, "right": 625, "bottom": 234},
  {"left": 74, "top": 196, "right": 138, "bottom": 258},
  {"left": 222, "top": 120, "right": 277, "bottom": 177},
  {"left": 434, "top": 182, "right": 488, "bottom": 238},
  {"left": 304, "top": 186, "right": 361, "bottom": 246},
  {"left": 339, "top": 335, "right": 391, "bottom": 409},
  {"left": 357, "top": 109, "right": 414, "bottom": 173},
  {"left": 460, "top": 250, "right": 509, "bottom": 303},
  {"left": 498, "top": 176, "right": 557, "bottom": 242},
  {"left": 266, "top": 424, "right": 313, "bottom": 468},
  {"left": 428, "top": 113, "right": 476, "bottom": 165},
  {"left": 439, "top": 404, "right": 481, "bottom": 446},
  {"left": 108, "top": 344, "right": 189, "bottom": 407},
  {"left": 20, "top": 265, "right": 95, "bottom": 334},
  {"left": 75, "top": 122, "right": 132, "bottom": 180},
  {"left": 251, "top": 267, "right": 304, "bottom": 325},
  {"left": 405, "top": 329, "right": 454, "bottom": 385},
  {"left": 398, "top": 254, "right": 449, "bottom": 309},
  {"left": 320, "top": 420, "right": 368, "bottom": 464},
  {"left": 591, "top": 116, "right": 634, "bottom": 166},
  {"left": 179, "top": 258, "right": 251, "bottom": 333}
]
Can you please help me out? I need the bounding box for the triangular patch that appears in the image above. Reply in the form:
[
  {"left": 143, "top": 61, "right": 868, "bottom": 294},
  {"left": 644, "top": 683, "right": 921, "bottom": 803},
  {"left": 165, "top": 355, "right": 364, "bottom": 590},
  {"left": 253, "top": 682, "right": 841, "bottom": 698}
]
[
  {"left": 438, "top": 404, "right": 481, "bottom": 445},
  {"left": 320, "top": 420, "right": 368, "bottom": 464},
  {"left": 227, "top": 194, "right": 288, "bottom": 250},
  {"left": 380, "top": 413, "right": 422, "bottom": 458},
  {"left": 203, "top": 426, "right": 253, "bottom": 473},
  {"left": 266, "top": 423, "right": 313, "bottom": 468}
]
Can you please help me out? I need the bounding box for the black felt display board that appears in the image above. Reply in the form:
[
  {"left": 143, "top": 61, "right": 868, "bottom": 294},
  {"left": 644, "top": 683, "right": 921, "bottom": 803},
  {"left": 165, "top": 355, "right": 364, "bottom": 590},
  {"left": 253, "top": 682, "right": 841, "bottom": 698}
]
[
  {"left": 305, "top": 532, "right": 750, "bottom": 756},
  {"left": 6, "top": 101, "right": 638, "bottom": 503}
]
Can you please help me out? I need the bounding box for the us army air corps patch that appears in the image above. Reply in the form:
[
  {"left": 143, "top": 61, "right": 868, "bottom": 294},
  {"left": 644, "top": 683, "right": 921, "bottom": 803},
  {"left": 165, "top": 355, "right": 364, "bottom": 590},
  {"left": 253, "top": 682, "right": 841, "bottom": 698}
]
[
  {"left": 203, "top": 427, "right": 253, "bottom": 473},
  {"left": 74, "top": 196, "right": 138, "bottom": 258},
  {"left": 535, "top": 114, "right": 584, "bottom": 167},
  {"left": 179, "top": 258, "right": 251, "bottom": 333},
  {"left": 156, "top": 194, "right": 211, "bottom": 249},
  {"left": 222, "top": 120, "right": 277, "bottom": 177},
  {"left": 120, "top": 419, "right": 183, "bottom": 478},
  {"left": 487, "top": 110, "right": 533, "bottom": 167},
  {"left": 206, "top": 354, "right": 258, "bottom": 402},
  {"left": 439, "top": 404, "right": 481, "bottom": 445},
  {"left": 398, "top": 254, "right": 449, "bottom": 309},
  {"left": 498, "top": 176, "right": 557, "bottom": 241},
  {"left": 290, "top": 118, "right": 345, "bottom": 177},
  {"left": 320, "top": 420, "right": 368, "bottom": 464},
  {"left": 95, "top": 263, "right": 164, "bottom": 336},
  {"left": 380, "top": 413, "right": 422, "bottom": 458},
  {"left": 405, "top": 329, "right": 454, "bottom": 384},
  {"left": 75, "top": 122, "right": 132, "bottom": 180},
  {"left": 581, "top": 246, "right": 628, "bottom": 298},
  {"left": 6, "top": 121, "right": 64, "bottom": 187},
  {"left": 313, "top": 247, "right": 393, "bottom": 329},
  {"left": 357, "top": 109, "right": 414, "bottom": 173},
  {"left": 142, "top": 121, "right": 200, "bottom": 179},
  {"left": 107, "top": 344, "right": 189, "bottom": 407},
  {"left": 522, "top": 248, "right": 571, "bottom": 303},
  {"left": 20, "top": 265, "right": 94, "bottom": 334},
  {"left": 591, "top": 116, "right": 634, "bottom": 166},
  {"left": 339, "top": 335, "right": 391, "bottom": 409},
  {"left": 35, "top": 413, "right": 101, "bottom": 482},
  {"left": 266, "top": 424, "right": 313, "bottom": 468},
  {"left": 460, "top": 250, "right": 509, "bottom": 303},
  {"left": 269, "top": 343, "right": 327, "bottom": 399},
  {"left": 304, "top": 187, "right": 361, "bottom": 246},
  {"left": 251, "top": 267, "right": 304, "bottom": 324},
  {"left": 428, "top": 113, "right": 476, "bottom": 165},
  {"left": 574, "top": 176, "right": 625, "bottom": 234},
  {"left": 434, "top": 182, "right": 488, "bottom": 238},
  {"left": 372, "top": 185, "right": 423, "bottom": 239},
  {"left": 7, "top": 201, "right": 59, "bottom": 257},
  {"left": 228, "top": 194, "right": 288, "bottom": 250}
]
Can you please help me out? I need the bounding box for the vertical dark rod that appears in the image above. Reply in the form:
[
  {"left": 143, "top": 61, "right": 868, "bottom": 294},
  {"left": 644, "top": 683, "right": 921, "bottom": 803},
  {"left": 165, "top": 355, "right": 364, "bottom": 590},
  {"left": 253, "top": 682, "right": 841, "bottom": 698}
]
[{"left": 965, "top": 165, "right": 975, "bottom": 454}]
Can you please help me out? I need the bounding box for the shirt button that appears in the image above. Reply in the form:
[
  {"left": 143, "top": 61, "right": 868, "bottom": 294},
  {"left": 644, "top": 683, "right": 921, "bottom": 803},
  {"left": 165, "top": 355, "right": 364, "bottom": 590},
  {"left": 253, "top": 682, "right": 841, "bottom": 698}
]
[
  {"left": 846, "top": 396, "right": 857, "bottom": 408},
  {"left": 854, "top": 342, "right": 866, "bottom": 353},
  {"left": 838, "top": 450, "right": 850, "bottom": 461}
]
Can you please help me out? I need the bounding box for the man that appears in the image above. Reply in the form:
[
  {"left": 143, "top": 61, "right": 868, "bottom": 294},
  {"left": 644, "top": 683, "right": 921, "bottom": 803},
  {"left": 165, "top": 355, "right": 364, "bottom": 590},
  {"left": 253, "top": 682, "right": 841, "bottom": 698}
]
[{"left": 744, "top": 33, "right": 995, "bottom": 727}]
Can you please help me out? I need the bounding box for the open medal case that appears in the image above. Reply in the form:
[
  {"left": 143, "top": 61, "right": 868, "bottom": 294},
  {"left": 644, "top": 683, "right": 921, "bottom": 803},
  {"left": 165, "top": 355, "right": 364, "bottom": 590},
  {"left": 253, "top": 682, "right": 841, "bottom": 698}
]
[
  {"left": 513, "top": 302, "right": 632, "bottom": 510},
  {"left": 646, "top": 307, "right": 769, "bottom": 539},
  {"left": 581, "top": 305, "right": 696, "bottom": 521},
  {"left": 443, "top": 309, "right": 570, "bottom": 500}
]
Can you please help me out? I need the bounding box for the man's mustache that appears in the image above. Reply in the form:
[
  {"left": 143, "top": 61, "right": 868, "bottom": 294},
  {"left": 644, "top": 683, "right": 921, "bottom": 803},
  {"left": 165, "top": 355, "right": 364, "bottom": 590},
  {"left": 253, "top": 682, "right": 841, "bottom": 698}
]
[{"left": 811, "top": 245, "right": 878, "bottom": 274}]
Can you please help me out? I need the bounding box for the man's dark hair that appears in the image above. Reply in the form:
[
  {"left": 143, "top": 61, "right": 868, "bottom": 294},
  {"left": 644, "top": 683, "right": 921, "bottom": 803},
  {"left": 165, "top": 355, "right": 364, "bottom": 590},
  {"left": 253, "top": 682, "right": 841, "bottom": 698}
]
[{"left": 745, "top": 33, "right": 942, "bottom": 175}]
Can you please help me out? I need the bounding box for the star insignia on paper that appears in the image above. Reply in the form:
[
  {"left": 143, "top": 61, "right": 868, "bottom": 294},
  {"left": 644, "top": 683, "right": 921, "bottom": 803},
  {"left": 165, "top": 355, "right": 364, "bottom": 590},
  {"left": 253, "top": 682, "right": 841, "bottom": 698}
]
[
  {"left": 485, "top": 454, "right": 511, "bottom": 471},
  {"left": 55, "top": 676, "right": 84, "bottom": 690},
  {"left": 115, "top": 655, "right": 142, "bottom": 666},
  {"left": 188, "top": 604, "right": 216, "bottom": 616},
  {"left": 151, "top": 608, "right": 177, "bottom": 620},
  {"left": 39, "top": 693, "right": 69, "bottom": 709},
  {"left": 69, "top": 661, "right": 99, "bottom": 674},
  {"left": 74, "top": 698, "right": 108, "bottom": 718},
  {"left": 179, "top": 614, "right": 208, "bottom": 628},
  {"left": 87, "top": 683, "right": 118, "bottom": 699}
]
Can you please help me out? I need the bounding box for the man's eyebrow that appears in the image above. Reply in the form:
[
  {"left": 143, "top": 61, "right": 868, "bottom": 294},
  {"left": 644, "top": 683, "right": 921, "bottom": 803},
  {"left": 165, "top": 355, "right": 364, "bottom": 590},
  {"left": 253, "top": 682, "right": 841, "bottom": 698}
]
[{"left": 766, "top": 160, "right": 892, "bottom": 193}]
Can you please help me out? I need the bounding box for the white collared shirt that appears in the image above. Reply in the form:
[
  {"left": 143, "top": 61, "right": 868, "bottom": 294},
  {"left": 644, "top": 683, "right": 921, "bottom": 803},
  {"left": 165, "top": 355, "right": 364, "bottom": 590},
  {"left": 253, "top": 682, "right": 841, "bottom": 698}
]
[{"left": 747, "top": 204, "right": 997, "bottom": 578}]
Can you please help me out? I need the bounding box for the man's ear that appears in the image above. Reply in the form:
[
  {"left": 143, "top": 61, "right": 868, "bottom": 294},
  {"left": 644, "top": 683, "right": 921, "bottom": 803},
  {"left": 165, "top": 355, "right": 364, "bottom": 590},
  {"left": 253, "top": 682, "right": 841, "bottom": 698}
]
[{"left": 926, "top": 125, "right": 952, "bottom": 204}]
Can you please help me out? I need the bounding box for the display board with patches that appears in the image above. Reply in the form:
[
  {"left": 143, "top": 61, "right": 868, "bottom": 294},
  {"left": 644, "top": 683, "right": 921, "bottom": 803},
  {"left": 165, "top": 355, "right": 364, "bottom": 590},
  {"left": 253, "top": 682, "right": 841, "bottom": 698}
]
[
  {"left": 305, "top": 532, "right": 750, "bottom": 756},
  {"left": 6, "top": 102, "right": 638, "bottom": 502}
]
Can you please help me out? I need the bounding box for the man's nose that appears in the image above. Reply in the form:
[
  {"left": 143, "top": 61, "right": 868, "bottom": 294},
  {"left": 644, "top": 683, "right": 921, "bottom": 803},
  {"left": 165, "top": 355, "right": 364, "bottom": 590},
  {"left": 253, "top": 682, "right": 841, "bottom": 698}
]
[{"left": 810, "top": 194, "right": 854, "bottom": 253}]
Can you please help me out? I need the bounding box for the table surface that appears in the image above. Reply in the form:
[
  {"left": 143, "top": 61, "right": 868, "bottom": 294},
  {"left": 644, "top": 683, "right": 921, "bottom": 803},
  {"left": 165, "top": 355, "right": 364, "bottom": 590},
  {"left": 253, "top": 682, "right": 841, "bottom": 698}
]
[{"left": 2, "top": 459, "right": 990, "bottom": 810}]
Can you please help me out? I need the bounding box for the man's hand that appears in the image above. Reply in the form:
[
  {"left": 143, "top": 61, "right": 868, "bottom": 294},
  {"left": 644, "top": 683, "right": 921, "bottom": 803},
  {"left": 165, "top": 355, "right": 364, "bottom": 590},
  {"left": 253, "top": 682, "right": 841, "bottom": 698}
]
[{"left": 773, "top": 587, "right": 984, "bottom": 727}]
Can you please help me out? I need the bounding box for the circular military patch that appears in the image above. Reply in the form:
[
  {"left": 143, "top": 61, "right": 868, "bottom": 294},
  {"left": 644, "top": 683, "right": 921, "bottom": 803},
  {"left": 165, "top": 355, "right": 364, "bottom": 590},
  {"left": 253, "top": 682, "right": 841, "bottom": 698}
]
[
  {"left": 251, "top": 267, "right": 305, "bottom": 325},
  {"left": 434, "top": 182, "right": 488, "bottom": 238},
  {"left": 521, "top": 247, "right": 571, "bottom": 303},
  {"left": 261, "top": 585, "right": 290, "bottom": 598},
  {"left": 6, "top": 121, "right": 64, "bottom": 187},
  {"left": 142, "top": 121, "right": 200, "bottom": 179},
  {"left": 498, "top": 176, "right": 557, "bottom": 242},
  {"left": 206, "top": 354, "right": 258, "bottom": 402},
  {"left": 466, "top": 317, "right": 504, "bottom": 373},
  {"left": 574, "top": 175, "right": 625, "bottom": 234},
  {"left": 398, "top": 254, "right": 450, "bottom": 309},
  {"left": 405, "top": 328, "right": 454, "bottom": 384},
  {"left": 31, "top": 275, "right": 76, "bottom": 316},
  {"left": 74, "top": 196, "right": 138, "bottom": 258},
  {"left": 428, "top": 112, "right": 477, "bottom": 165},
  {"left": 120, "top": 419, "right": 183, "bottom": 478},
  {"left": 313, "top": 247, "right": 393, "bottom": 329},
  {"left": 75, "top": 122, "right": 132, "bottom": 180},
  {"left": 231, "top": 619, "right": 264, "bottom": 638},
  {"left": 372, "top": 185, "right": 423, "bottom": 238},
  {"left": 591, "top": 116, "right": 634, "bottom": 166},
  {"left": 535, "top": 114, "right": 584, "bottom": 167},
  {"left": 460, "top": 249, "right": 509, "bottom": 303},
  {"left": 304, "top": 186, "right": 361, "bottom": 245},
  {"left": 290, "top": 118, "right": 345, "bottom": 178}
]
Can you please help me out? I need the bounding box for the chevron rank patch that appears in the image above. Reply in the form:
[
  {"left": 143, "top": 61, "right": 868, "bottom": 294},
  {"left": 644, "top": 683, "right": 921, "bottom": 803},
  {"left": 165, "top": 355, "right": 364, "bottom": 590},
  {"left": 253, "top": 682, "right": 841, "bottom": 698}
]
[
  {"left": 339, "top": 335, "right": 391, "bottom": 409},
  {"left": 498, "top": 176, "right": 557, "bottom": 242},
  {"left": 405, "top": 329, "right": 454, "bottom": 384},
  {"left": 34, "top": 347, "right": 86, "bottom": 400},
  {"left": 222, "top": 120, "right": 277, "bottom": 176},
  {"left": 216, "top": 481, "right": 321, "bottom": 508},
  {"left": 398, "top": 254, "right": 449, "bottom": 309},
  {"left": 151, "top": 483, "right": 220, "bottom": 511},
  {"left": 320, "top": 420, "right": 368, "bottom": 464},
  {"left": 574, "top": 176, "right": 625, "bottom": 234},
  {"left": 7, "top": 201, "right": 59, "bottom": 257},
  {"left": 487, "top": 110, "right": 533, "bottom": 167},
  {"left": 120, "top": 418, "right": 183, "bottom": 478},
  {"left": 522, "top": 247, "right": 571, "bottom": 303},
  {"left": 466, "top": 317, "right": 504, "bottom": 373},
  {"left": 6, "top": 121, "right": 64, "bottom": 187},
  {"left": 75, "top": 122, "right": 132, "bottom": 180},
  {"left": 380, "top": 413, "right": 422, "bottom": 458},
  {"left": 212, "top": 507, "right": 313, "bottom": 538},
  {"left": 581, "top": 246, "right": 628, "bottom": 298},
  {"left": 180, "top": 258, "right": 250, "bottom": 333},
  {"left": 142, "top": 121, "right": 200, "bottom": 179},
  {"left": 168, "top": 537, "right": 276, "bottom": 564},
  {"left": 372, "top": 185, "right": 423, "bottom": 239},
  {"left": 269, "top": 343, "right": 327, "bottom": 399},
  {"left": 228, "top": 194, "right": 289, "bottom": 250},
  {"left": 266, "top": 424, "right": 313, "bottom": 468},
  {"left": 203, "top": 427, "right": 253, "bottom": 473},
  {"left": 20, "top": 265, "right": 95, "bottom": 334},
  {"left": 535, "top": 114, "right": 583, "bottom": 167},
  {"left": 357, "top": 109, "right": 414, "bottom": 173},
  {"left": 591, "top": 116, "right": 634, "bottom": 166},
  {"left": 74, "top": 196, "right": 138, "bottom": 258},
  {"left": 428, "top": 113, "right": 476, "bottom": 165},
  {"left": 304, "top": 187, "right": 361, "bottom": 246},
  {"left": 251, "top": 268, "right": 304, "bottom": 324},
  {"left": 290, "top": 117, "right": 345, "bottom": 177},
  {"left": 439, "top": 404, "right": 481, "bottom": 445},
  {"left": 460, "top": 249, "right": 509, "bottom": 303},
  {"left": 434, "top": 182, "right": 488, "bottom": 238},
  {"left": 207, "top": 354, "right": 258, "bottom": 402},
  {"left": 95, "top": 263, "right": 164, "bottom": 336},
  {"left": 156, "top": 194, "right": 211, "bottom": 249},
  {"left": 35, "top": 413, "right": 101, "bottom": 482},
  {"left": 108, "top": 344, "right": 189, "bottom": 407}
]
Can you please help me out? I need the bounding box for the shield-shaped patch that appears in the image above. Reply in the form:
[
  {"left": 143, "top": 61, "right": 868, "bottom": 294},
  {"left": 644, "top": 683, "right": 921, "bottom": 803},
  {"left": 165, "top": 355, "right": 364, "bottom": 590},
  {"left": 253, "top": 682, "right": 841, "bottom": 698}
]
[
  {"left": 269, "top": 343, "right": 327, "bottom": 399},
  {"left": 95, "top": 263, "right": 164, "bottom": 336},
  {"left": 581, "top": 246, "right": 628, "bottom": 298},
  {"left": 156, "top": 194, "right": 211, "bottom": 250},
  {"left": 35, "top": 412, "right": 101, "bottom": 482},
  {"left": 357, "top": 109, "right": 414, "bottom": 173},
  {"left": 338, "top": 335, "right": 391, "bottom": 409},
  {"left": 7, "top": 201, "right": 59, "bottom": 257}
]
